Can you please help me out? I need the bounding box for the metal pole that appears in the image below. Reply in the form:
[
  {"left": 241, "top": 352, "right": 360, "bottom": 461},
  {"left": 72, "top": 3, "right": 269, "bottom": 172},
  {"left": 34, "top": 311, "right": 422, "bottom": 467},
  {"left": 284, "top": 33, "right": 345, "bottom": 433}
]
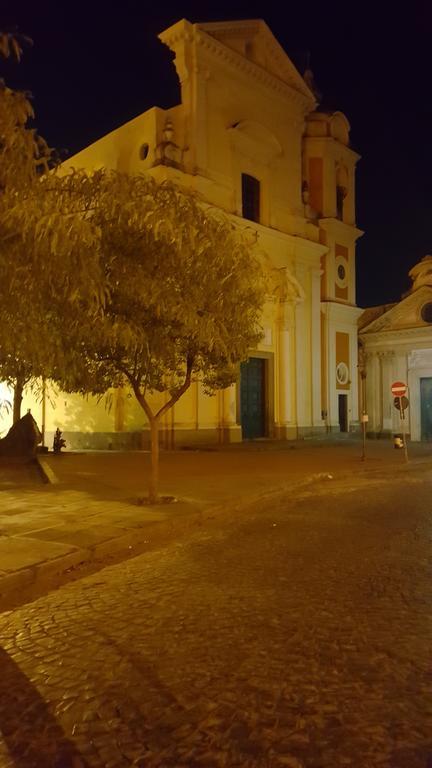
[
  {"left": 360, "top": 371, "right": 367, "bottom": 461},
  {"left": 41, "top": 378, "right": 46, "bottom": 448},
  {"left": 400, "top": 395, "right": 409, "bottom": 463}
]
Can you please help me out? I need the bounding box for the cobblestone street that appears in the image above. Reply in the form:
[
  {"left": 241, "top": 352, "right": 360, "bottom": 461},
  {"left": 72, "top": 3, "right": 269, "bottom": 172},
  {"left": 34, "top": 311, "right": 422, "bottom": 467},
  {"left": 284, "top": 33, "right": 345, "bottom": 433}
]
[{"left": 1, "top": 467, "right": 432, "bottom": 767}]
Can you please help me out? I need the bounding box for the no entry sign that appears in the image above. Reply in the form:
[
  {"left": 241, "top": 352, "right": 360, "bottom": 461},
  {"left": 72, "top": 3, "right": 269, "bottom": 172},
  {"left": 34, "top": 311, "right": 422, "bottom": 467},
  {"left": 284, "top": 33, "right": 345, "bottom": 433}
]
[{"left": 391, "top": 381, "right": 407, "bottom": 397}]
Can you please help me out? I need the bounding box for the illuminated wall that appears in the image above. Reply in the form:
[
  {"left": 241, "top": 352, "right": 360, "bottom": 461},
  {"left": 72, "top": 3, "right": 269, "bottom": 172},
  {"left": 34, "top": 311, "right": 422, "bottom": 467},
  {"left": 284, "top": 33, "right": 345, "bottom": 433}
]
[{"left": 2, "top": 19, "right": 363, "bottom": 447}]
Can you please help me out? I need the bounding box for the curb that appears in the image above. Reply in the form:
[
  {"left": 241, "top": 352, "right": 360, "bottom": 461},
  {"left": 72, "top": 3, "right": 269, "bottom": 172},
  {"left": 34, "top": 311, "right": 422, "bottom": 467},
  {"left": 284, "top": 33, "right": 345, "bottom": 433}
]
[
  {"left": 1, "top": 457, "right": 431, "bottom": 613},
  {"left": 36, "top": 457, "right": 60, "bottom": 484}
]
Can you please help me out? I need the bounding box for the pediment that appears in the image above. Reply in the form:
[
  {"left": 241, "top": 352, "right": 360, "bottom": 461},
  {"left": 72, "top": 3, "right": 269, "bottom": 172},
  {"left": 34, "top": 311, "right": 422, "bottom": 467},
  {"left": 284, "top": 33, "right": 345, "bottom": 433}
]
[
  {"left": 198, "top": 20, "right": 315, "bottom": 102},
  {"left": 360, "top": 286, "right": 432, "bottom": 334}
]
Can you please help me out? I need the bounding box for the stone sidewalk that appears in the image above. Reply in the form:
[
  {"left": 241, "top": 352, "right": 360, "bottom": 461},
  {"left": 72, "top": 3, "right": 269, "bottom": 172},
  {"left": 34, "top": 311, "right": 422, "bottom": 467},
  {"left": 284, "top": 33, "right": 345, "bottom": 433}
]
[{"left": 0, "top": 436, "right": 431, "bottom": 611}]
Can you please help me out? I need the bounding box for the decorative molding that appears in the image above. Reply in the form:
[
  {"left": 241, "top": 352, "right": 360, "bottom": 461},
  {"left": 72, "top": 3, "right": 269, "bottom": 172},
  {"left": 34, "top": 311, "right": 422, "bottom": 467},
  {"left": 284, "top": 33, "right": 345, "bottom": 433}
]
[
  {"left": 360, "top": 286, "right": 432, "bottom": 334},
  {"left": 408, "top": 348, "right": 432, "bottom": 368},
  {"left": 318, "top": 217, "right": 364, "bottom": 241},
  {"left": 321, "top": 301, "right": 363, "bottom": 323},
  {"left": 227, "top": 120, "right": 283, "bottom": 165},
  {"left": 303, "top": 135, "right": 361, "bottom": 164},
  {"left": 336, "top": 361, "right": 349, "bottom": 385},
  {"left": 198, "top": 19, "right": 315, "bottom": 100},
  {"left": 196, "top": 31, "right": 312, "bottom": 112},
  {"left": 160, "top": 20, "right": 315, "bottom": 115},
  {"left": 360, "top": 326, "right": 432, "bottom": 345}
]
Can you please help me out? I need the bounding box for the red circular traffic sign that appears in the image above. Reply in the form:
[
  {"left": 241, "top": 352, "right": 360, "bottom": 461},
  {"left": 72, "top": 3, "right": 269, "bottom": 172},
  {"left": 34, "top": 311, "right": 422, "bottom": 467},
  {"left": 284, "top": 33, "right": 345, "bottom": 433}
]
[{"left": 391, "top": 381, "right": 407, "bottom": 397}]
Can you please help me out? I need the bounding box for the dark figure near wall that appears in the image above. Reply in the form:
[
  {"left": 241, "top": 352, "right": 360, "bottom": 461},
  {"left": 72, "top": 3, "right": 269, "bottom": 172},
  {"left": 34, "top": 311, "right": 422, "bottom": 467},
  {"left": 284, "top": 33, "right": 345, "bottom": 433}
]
[{"left": 53, "top": 428, "right": 66, "bottom": 454}]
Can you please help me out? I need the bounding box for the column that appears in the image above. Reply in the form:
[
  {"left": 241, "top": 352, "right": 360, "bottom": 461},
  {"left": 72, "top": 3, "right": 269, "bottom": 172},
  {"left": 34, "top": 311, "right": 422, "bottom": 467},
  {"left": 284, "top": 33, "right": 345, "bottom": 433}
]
[
  {"left": 311, "top": 267, "right": 323, "bottom": 427},
  {"left": 295, "top": 264, "right": 310, "bottom": 432},
  {"left": 276, "top": 302, "right": 293, "bottom": 438},
  {"left": 219, "top": 384, "right": 241, "bottom": 444}
]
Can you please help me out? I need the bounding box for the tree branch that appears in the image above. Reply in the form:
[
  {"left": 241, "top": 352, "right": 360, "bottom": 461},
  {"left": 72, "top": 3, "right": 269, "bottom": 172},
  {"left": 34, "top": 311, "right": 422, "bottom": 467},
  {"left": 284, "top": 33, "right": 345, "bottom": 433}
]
[{"left": 155, "top": 354, "right": 194, "bottom": 420}]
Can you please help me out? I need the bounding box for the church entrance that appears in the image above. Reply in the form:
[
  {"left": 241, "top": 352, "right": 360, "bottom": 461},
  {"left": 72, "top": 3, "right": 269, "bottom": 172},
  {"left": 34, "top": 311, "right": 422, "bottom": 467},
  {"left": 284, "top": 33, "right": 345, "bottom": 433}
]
[
  {"left": 240, "top": 358, "right": 266, "bottom": 439},
  {"left": 420, "top": 377, "right": 432, "bottom": 441}
]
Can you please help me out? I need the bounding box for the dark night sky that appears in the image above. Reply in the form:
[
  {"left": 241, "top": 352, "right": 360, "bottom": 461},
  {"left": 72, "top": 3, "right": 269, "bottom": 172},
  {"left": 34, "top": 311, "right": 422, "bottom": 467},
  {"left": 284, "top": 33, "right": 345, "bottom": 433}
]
[{"left": 2, "top": 0, "right": 432, "bottom": 308}]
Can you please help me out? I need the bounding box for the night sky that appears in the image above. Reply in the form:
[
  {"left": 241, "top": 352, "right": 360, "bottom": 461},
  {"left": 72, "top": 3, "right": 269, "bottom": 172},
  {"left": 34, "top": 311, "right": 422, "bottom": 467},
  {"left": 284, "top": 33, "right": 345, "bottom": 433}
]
[{"left": 3, "top": 0, "right": 432, "bottom": 308}]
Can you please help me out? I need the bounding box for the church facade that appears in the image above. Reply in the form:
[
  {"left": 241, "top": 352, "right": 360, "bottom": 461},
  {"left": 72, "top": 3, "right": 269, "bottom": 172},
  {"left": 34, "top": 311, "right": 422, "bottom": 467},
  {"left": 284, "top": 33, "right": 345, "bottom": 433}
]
[
  {"left": 1, "top": 19, "right": 363, "bottom": 448},
  {"left": 359, "top": 256, "right": 432, "bottom": 442}
]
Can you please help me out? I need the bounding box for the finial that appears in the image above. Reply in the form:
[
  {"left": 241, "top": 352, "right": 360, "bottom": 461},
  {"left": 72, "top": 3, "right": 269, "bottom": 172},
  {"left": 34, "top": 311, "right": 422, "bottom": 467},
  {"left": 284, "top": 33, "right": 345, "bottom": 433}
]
[{"left": 303, "top": 54, "right": 322, "bottom": 103}]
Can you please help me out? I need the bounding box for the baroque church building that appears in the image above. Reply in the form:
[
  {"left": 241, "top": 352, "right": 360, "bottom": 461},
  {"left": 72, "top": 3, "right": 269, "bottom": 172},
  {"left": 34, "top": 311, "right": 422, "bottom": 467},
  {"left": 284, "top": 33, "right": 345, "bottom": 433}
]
[{"left": 2, "top": 19, "right": 363, "bottom": 448}]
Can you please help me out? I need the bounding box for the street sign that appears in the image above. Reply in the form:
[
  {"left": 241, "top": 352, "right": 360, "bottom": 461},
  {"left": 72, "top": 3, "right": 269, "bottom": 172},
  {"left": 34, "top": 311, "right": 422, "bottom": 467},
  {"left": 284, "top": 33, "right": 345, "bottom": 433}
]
[
  {"left": 391, "top": 382, "right": 409, "bottom": 463},
  {"left": 394, "top": 396, "right": 409, "bottom": 411},
  {"left": 391, "top": 381, "right": 407, "bottom": 397}
]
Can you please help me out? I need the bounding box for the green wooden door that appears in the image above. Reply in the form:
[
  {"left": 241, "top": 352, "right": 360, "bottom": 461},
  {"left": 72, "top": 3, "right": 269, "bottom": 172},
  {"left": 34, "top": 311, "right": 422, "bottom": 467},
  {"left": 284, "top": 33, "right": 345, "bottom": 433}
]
[
  {"left": 240, "top": 358, "right": 266, "bottom": 439},
  {"left": 420, "top": 377, "right": 432, "bottom": 441}
]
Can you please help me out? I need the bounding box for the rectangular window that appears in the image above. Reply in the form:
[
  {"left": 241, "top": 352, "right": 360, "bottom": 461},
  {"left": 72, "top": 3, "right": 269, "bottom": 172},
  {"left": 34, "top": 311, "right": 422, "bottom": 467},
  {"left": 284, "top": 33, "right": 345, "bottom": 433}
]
[{"left": 242, "top": 173, "right": 260, "bottom": 223}]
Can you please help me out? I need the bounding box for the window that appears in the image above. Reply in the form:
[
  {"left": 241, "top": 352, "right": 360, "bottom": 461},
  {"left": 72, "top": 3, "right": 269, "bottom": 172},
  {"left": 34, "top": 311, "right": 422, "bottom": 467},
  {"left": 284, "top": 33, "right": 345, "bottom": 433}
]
[
  {"left": 335, "top": 254, "right": 348, "bottom": 289},
  {"left": 337, "top": 264, "right": 346, "bottom": 281},
  {"left": 242, "top": 173, "right": 260, "bottom": 223},
  {"left": 139, "top": 143, "right": 149, "bottom": 160},
  {"left": 421, "top": 302, "right": 432, "bottom": 323},
  {"left": 336, "top": 185, "right": 346, "bottom": 220}
]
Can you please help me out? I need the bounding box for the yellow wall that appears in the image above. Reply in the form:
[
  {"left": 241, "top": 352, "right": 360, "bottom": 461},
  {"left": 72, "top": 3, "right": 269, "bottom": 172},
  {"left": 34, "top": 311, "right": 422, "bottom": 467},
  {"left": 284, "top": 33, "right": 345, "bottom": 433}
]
[{"left": 0, "top": 20, "right": 362, "bottom": 447}]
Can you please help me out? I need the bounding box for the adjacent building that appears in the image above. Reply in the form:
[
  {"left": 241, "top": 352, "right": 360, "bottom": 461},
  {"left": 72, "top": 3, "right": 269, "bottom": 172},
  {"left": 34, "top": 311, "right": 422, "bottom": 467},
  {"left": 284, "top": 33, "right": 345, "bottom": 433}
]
[
  {"left": 0, "top": 19, "right": 363, "bottom": 448},
  {"left": 359, "top": 255, "right": 432, "bottom": 442}
]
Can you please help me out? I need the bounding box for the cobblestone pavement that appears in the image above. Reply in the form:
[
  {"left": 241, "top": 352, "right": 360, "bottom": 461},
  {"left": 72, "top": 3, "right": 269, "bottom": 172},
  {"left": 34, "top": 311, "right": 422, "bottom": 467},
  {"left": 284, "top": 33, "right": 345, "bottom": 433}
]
[{"left": 1, "top": 469, "right": 432, "bottom": 767}]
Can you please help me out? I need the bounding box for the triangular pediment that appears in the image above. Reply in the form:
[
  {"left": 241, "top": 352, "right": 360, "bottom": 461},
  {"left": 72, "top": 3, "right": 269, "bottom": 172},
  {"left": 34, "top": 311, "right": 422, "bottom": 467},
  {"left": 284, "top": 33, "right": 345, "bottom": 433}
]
[
  {"left": 198, "top": 19, "right": 315, "bottom": 102},
  {"left": 360, "top": 286, "right": 432, "bottom": 334}
]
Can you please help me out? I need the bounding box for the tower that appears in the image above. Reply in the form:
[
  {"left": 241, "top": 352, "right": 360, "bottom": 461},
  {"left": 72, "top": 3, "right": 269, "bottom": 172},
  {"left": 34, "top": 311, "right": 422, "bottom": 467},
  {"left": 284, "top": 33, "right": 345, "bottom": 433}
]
[{"left": 303, "top": 110, "right": 363, "bottom": 432}]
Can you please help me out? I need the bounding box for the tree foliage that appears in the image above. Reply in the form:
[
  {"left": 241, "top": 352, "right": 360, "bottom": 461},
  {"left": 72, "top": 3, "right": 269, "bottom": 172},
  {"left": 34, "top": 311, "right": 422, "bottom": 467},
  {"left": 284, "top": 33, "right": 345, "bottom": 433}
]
[
  {"left": 0, "top": 34, "right": 266, "bottom": 504},
  {"left": 0, "top": 36, "right": 104, "bottom": 420},
  {"left": 59, "top": 172, "right": 266, "bottom": 501}
]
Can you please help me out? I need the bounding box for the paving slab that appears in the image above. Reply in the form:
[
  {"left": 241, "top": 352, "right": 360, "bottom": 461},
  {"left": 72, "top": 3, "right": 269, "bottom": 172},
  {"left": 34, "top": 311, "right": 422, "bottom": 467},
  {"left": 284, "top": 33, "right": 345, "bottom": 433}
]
[
  {"left": 0, "top": 536, "right": 79, "bottom": 572},
  {"left": 0, "top": 436, "right": 431, "bottom": 612},
  {"left": 26, "top": 523, "right": 132, "bottom": 548}
]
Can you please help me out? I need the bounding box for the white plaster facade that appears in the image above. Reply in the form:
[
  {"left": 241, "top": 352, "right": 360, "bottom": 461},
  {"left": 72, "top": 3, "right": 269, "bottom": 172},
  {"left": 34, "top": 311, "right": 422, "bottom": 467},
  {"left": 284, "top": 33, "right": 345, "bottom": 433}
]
[
  {"left": 359, "top": 256, "right": 432, "bottom": 442},
  {"left": 1, "top": 18, "right": 363, "bottom": 448}
]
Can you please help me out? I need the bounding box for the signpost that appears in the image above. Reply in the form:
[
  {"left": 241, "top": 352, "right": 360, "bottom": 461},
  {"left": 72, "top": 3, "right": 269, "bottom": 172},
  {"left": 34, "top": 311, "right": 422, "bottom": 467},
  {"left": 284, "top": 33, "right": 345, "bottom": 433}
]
[
  {"left": 391, "top": 381, "right": 407, "bottom": 398},
  {"left": 391, "top": 381, "right": 409, "bottom": 462}
]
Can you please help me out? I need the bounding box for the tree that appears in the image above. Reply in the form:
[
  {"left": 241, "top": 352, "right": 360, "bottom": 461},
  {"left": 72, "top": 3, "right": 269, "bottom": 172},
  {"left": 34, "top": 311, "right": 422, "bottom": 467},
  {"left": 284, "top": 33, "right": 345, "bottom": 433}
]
[
  {"left": 60, "top": 172, "right": 266, "bottom": 502},
  {"left": 0, "top": 35, "right": 104, "bottom": 422}
]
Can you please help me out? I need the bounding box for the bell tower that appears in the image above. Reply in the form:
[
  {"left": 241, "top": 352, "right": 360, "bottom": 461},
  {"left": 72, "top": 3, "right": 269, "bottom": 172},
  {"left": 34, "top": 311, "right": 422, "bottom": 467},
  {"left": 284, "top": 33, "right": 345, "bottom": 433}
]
[{"left": 302, "top": 109, "right": 363, "bottom": 432}]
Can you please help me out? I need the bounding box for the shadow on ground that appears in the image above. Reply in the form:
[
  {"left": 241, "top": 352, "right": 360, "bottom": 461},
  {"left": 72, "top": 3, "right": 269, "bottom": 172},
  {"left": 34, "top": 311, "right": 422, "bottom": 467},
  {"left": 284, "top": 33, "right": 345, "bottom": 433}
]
[{"left": 0, "top": 646, "right": 87, "bottom": 767}]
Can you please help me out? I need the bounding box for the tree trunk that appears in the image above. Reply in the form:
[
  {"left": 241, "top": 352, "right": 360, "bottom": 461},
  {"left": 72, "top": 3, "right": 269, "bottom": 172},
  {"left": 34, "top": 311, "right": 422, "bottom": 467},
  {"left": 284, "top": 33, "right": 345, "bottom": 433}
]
[
  {"left": 13, "top": 378, "right": 24, "bottom": 424},
  {"left": 148, "top": 416, "right": 160, "bottom": 503}
]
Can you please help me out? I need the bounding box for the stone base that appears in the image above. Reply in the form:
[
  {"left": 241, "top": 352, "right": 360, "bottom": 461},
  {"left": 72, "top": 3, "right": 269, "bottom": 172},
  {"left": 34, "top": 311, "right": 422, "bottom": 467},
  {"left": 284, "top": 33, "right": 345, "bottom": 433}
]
[
  {"left": 273, "top": 425, "right": 296, "bottom": 440},
  {"left": 45, "top": 426, "right": 243, "bottom": 452},
  {"left": 296, "top": 425, "right": 328, "bottom": 439},
  {"left": 46, "top": 430, "right": 144, "bottom": 452},
  {"left": 366, "top": 429, "right": 411, "bottom": 441},
  {"left": 217, "top": 426, "right": 242, "bottom": 445}
]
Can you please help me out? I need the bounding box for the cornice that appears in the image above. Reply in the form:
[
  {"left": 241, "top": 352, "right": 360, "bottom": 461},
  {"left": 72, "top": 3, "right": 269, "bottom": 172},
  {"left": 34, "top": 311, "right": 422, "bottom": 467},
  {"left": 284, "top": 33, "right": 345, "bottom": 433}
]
[
  {"left": 160, "top": 20, "right": 315, "bottom": 115},
  {"left": 196, "top": 30, "right": 313, "bottom": 113},
  {"left": 360, "top": 326, "right": 432, "bottom": 345},
  {"left": 321, "top": 301, "right": 363, "bottom": 323},
  {"left": 198, "top": 19, "right": 315, "bottom": 100},
  {"left": 228, "top": 212, "right": 328, "bottom": 260},
  {"left": 302, "top": 135, "right": 361, "bottom": 163},
  {"left": 319, "top": 217, "right": 364, "bottom": 241},
  {"left": 159, "top": 19, "right": 193, "bottom": 49}
]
